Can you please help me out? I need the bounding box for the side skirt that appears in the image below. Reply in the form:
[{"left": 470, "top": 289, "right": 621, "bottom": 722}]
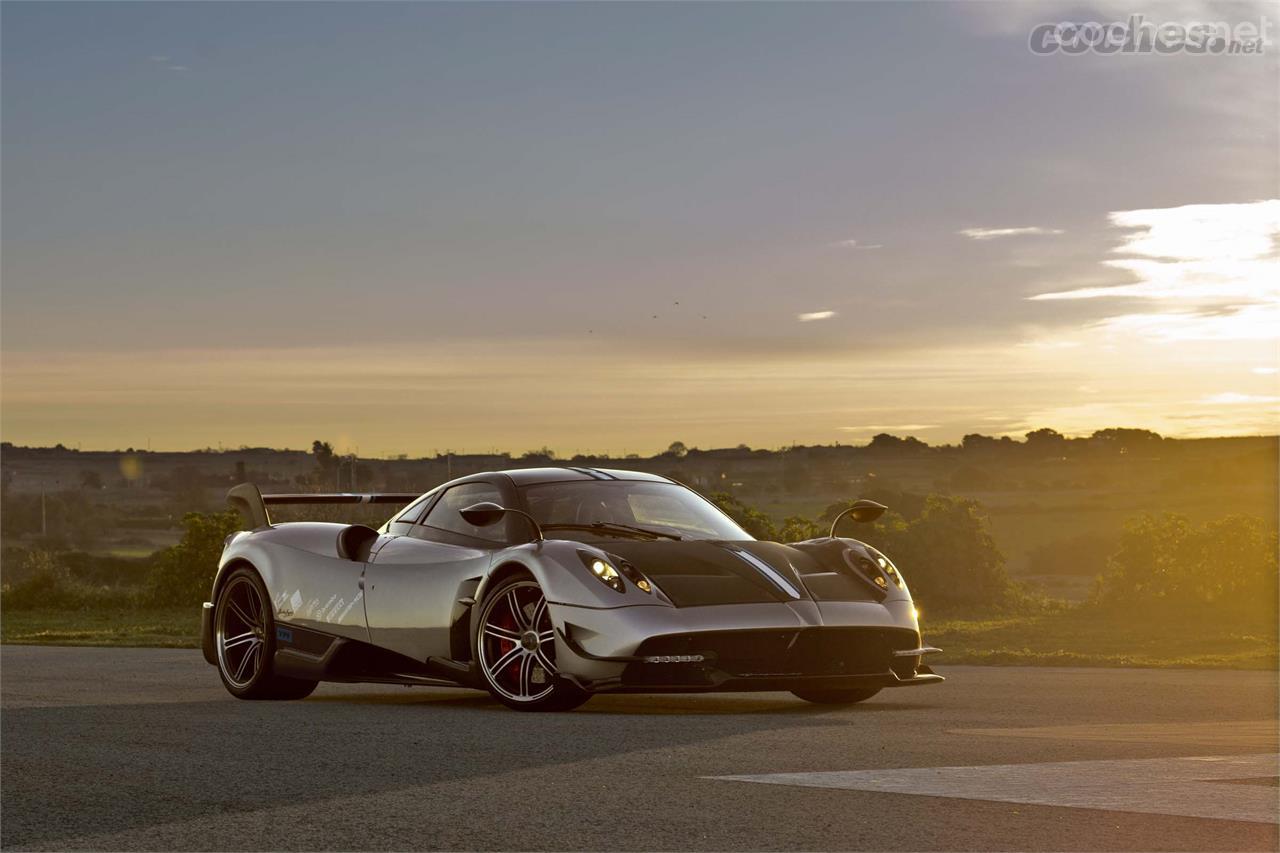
[{"left": 272, "top": 623, "right": 481, "bottom": 688}]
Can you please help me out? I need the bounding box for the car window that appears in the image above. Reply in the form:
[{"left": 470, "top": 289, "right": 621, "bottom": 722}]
[
  {"left": 522, "top": 481, "right": 751, "bottom": 541},
  {"left": 420, "top": 482, "right": 507, "bottom": 542},
  {"left": 394, "top": 493, "right": 434, "bottom": 525}
]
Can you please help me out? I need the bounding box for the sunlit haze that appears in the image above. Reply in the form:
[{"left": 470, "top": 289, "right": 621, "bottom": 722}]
[{"left": 3, "top": 1, "right": 1276, "bottom": 456}]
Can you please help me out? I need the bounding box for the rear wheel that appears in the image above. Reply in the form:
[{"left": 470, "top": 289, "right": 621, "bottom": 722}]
[
  {"left": 791, "top": 687, "right": 881, "bottom": 705},
  {"left": 215, "top": 567, "right": 318, "bottom": 700},
  {"left": 476, "top": 576, "right": 589, "bottom": 712}
]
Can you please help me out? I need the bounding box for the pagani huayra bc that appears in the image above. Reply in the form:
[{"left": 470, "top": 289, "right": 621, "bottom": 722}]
[{"left": 203, "top": 467, "right": 942, "bottom": 710}]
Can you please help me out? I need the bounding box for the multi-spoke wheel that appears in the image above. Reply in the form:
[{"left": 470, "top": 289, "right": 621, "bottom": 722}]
[
  {"left": 214, "top": 567, "right": 317, "bottom": 700},
  {"left": 476, "top": 576, "right": 589, "bottom": 711}
]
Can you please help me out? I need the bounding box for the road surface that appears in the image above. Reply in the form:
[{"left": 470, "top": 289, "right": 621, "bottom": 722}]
[{"left": 1, "top": 646, "right": 1276, "bottom": 851}]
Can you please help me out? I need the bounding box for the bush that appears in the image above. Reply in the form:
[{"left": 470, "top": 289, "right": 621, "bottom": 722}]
[
  {"left": 1, "top": 550, "right": 138, "bottom": 610},
  {"left": 708, "top": 492, "right": 777, "bottom": 540},
  {"left": 795, "top": 493, "right": 1017, "bottom": 616},
  {"left": 1094, "top": 513, "right": 1277, "bottom": 617},
  {"left": 872, "top": 495, "right": 1015, "bottom": 614},
  {"left": 145, "top": 511, "right": 243, "bottom": 606}
]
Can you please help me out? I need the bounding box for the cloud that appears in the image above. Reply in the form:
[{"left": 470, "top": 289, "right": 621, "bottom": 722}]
[
  {"left": 1028, "top": 200, "right": 1280, "bottom": 342},
  {"left": 959, "top": 226, "right": 1064, "bottom": 240},
  {"left": 797, "top": 310, "right": 837, "bottom": 322},
  {"left": 1252, "top": 366, "right": 1279, "bottom": 375},
  {"left": 839, "top": 424, "right": 939, "bottom": 432},
  {"left": 830, "top": 239, "right": 883, "bottom": 250},
  {"left": 148, "top": 55, "right": 188, "bottom": 72},
  {"left": 1198, "top": 392, "right": 1280, "bottom": 405}
]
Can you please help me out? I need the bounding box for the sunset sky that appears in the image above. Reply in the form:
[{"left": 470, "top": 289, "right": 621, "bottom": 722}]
[{"left": 2, "top": 1, "right": 1277, "bottom": 457}]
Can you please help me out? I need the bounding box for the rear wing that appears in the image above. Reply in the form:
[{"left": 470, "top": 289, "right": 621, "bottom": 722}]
[{"left": 226, "top": 483, "right": 420, "bottom": 529}]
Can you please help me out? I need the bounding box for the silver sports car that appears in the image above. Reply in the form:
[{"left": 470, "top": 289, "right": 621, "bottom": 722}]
[{"left": 202, "top": 467, "right": 942, "bottom": 710}]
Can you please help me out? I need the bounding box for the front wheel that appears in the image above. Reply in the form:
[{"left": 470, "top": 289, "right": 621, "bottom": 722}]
[
  {"left": 791, "top": 687, "right": 881, "bottom": 705},
  {"left": 476, "top": 576, "right": 589, "bottom": 712},
  {"left": 214, "top": 567, "right": 318, "bottom": 700}
]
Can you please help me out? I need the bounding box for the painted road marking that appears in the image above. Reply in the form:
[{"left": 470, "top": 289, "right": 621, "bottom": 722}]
[
  {"left": 710, "top": 754, "right": 1280, "bottom": 824},
  {"left": 953, "top": 720, "right": 1278, "bottom": 750}
]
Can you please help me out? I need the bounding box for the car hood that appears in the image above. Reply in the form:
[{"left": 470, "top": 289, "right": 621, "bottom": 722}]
[{"left": 600, "top": 539, "right": 879, "bottom": 607}]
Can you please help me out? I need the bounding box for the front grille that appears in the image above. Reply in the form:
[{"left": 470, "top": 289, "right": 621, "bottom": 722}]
[{"left": 623, "top": 626, "right": 918, "bottom": 685}]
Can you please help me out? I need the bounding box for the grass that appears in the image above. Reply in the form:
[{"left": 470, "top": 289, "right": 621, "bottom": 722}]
[
  {"left": 927, "top": 607, "right": 1278, "bottom": 670},
  {"left": 1, "top": 607, "right": 199, "bottom": 648},
  {"left": 3, "top": 604, "right": 1276, "bottom": 670}
]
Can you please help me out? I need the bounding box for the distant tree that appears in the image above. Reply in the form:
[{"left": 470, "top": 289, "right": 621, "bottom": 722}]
[
  {"left": 1024, "top": 428, "right": 1067, "bottom": 456},
  {"left": 868, "top": 433, "right": 928, "bottom": 453},
  {"left": 666, "top": 441, "right": 688, "bottom": 458},
  {"left": 868, "top": 433, "right": 902, "bottom": 451},
  {"left": 146, "top": 510, "right": 243, "bottom": 606},
  {"left": 779, "top": 516, "right": 822, "bottom": 542},
  {"left": 708, "top": 492, "right": 776, "bottom": 540},
  {"left": 1089, "top": 428, "right": 1162, "bottom": 454},
  {"left": 962, "top": 433, "right": 1015, "bottom": 452},
  {"left": 520, "top": 447, "right": 556, "bottom": 462},
  {"left": 311, "top": 440, "right": 336, "bottom": 470}
]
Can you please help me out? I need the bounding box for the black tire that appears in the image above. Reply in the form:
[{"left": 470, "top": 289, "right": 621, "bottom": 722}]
[
  {"left": 475, "top": 575, "right": 590, "bottom": 712},
  {"left": 791, "top": 687, "right": 881, "bottom": 705},
  {"left": 214, "top": 566, "right": 318, "bottom": 701}
]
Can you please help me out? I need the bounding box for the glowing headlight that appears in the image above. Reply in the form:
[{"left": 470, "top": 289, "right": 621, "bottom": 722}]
[{"left": 578, "top": 552, "right": 625, "bottom": 593}]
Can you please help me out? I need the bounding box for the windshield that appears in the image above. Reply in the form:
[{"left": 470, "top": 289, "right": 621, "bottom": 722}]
[{"left": 520, "top": 480, "right": 751, "bottom": 542}]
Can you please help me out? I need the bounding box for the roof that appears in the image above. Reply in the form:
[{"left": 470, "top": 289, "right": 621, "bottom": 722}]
[{"left": 500, "top": 466, "right": 673, "bottom": 486}]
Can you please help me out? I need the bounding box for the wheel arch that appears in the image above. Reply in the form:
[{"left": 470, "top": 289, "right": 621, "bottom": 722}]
[
  {"left": 204, "top": 558, "right": 262, "bottom": 663},
  {"left": 467, "top": 560, "right": 536, "bottom": 659}
]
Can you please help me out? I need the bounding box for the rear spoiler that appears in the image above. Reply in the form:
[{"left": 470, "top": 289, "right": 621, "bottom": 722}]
[{"left": 226, "top": 483, "right": 420, "bottom": 529}]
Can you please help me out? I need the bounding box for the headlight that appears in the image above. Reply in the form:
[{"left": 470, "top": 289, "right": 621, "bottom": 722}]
[
  {"left": 576, "top": 551, "right": 654, "bottom": 594},
  {"left": 868, "top": 547, "right": 905, "bottom": 589},
  {"left": 577, "top": 551, "right": 624, "bottom": 593}
]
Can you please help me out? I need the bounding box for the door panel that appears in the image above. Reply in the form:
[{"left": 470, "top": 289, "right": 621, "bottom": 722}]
[
  {"left": 262, "top": 541, "right": 370, "bottom": 643},
  {"left": 364, "top": 535, "right": 492, "bottom": 662}
]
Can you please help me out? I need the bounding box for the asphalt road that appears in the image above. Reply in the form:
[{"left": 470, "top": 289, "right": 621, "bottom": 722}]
[{"left": 1, "top": 646, "right": 1276, "bottom": 851}]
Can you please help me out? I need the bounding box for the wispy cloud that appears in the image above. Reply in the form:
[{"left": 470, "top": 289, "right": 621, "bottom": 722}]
[
  {"left": 959, "top": 226, "right": 1064, "bottom": 240},
  {"left": 1252, "top": 366, "right": 1279, "bottom": 375},
  {"left": 797, "top": 310, "right": 837, "bottom": 322},
  {"left": 1029, "top": 200, "right": 1280, "bottom": 342},
  {"left": 830, "top": 239, "right": 883, "bottom": 250},
  {"left": 1198, "top": 392, "right": 1280, "bottom": 405},
  {"left": 839, "top": 424, "right": 938, "bottom": 432},
  {"left": 148, "top": 55, "right": 188, "bottom": 72}
]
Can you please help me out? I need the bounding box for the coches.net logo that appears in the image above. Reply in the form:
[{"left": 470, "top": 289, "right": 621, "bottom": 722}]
[{"left": 1030, "top": 14, "right": 1272, "bottom": 55}]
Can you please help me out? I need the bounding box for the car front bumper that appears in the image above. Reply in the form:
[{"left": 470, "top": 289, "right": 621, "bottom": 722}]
[{"left": 547, "top": 598, "right": 942, "bottom": 693}]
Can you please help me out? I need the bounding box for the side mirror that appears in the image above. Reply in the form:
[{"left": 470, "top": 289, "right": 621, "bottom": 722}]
[
  {"left": 459, "top": 502, "right": 544, "bottom": 542},
  {"left": 459, "top": 501, "right": 507, "bottom": 527},
  {"left": 829, "top": 499, "right": 888, "bottom": 537}
]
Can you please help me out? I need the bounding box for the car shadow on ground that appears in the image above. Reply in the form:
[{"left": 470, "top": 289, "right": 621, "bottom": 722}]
[{"left": 300, "top": 686, "right": 936, "bottom": 715}]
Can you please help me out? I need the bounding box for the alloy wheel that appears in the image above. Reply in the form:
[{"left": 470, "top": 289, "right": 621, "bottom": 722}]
[
  {"left": 478, "top": 580, "right": 559, "bottom": 703},
  {"left": 217, "top": 575, "right": 267, "bottom": 689}
]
